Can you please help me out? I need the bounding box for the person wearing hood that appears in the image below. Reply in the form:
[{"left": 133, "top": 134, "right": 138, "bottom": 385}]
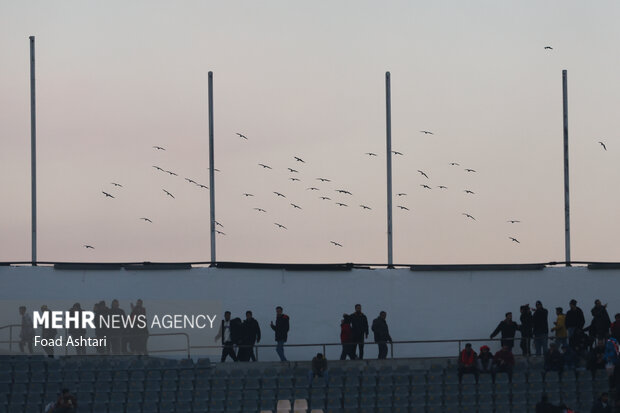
[{"left": 477, "top": 345, "right": 493, "bottom": 374}]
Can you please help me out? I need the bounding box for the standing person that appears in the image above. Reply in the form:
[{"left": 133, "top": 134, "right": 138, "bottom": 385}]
[
  {"left": 533, "top": 301, "right": 549, "bottom": 356},
  {"left": 490, "top": 312, "right": 519, "bottom": 350},
  {"left": 371, "top": 311, "right": 393, "bottom": 360},
  {"left": 18, "top": 306, "right": 34, "bottom": 354},
  {"left": 340, "top": 314, "right": 356, "bottom": 360},
  {"left": 552, "top": 307, "right": 567, "bottom": 348},
  {"left": 93, "top": 301, "right": 110, "bottom": 355},
  {"left": 350, "top": 304, "right": 369, "bottom": 359},
  {"left": 67, "top": 303, "right": 86, "bottom": 356},
  {"left": 40, "top": 305, "right": 56, "bottom": 358},
  {"left": 129, "top": 299, "right": 148, "bottom": 355},
  {"left": 610, "top": 314, "right": 620, "bottom": 342},
  {"left": 520, "top": 304, "right": 533, "bottom": 356},
  {"left": 108, "top": 299, "right": 126, "bottom": 355},
  {"left": 214, "top": 311, "right": 238, "bottom": 362},
  {"left": 270, "top": 306, "right": 289, "bottom": 361},
  {"left": 590, "top": 392, "right": 612, "bottom": 413},
  {"left": 566, "top": 299, "right": 585, "bottom": 345},
  {"left": 592, "top": 300, "right": 612, "bottom": 340},
  {"left": 239, "top": 311, "right": 261, "bottom": 362}
]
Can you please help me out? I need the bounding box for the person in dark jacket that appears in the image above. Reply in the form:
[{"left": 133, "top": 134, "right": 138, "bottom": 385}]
[
  {"left": 535, "top": 393, "right": 561, "bottom": 413},
  {"left": 129, "top": 299, "right": 148, "bottom": 355},
  {"left": 18, "top": 306, "right": 34, "bottom": 354},
  {"left": 94, "top": 300, "right": 110, "bottom": 355},
  {"left": 477, "top": 345, "right": 494, "bottom": 374},
  {"left": 520, "top": 304, "right": 533, "bottom": 356},
  {"left": 590, "top": 392, "right": 612, "bottom": 413},
  {"left": 39, "top": 305, "right": 56, "bottom": 358},
  {"left": 54, "top": 388, "right": 78, "bottom": 413},
  {"left": 270, "top": 306, "right": 289, "bottom": 361},
  {"left": 566, "top": 299, "right": 585, "bottom": 343},
  {"left": 610, "top": 314, "right": 620, "bottom": 342},
  {"left": 492, "top": 345, "right": 515, "bottom": 382},
  {"left": 588, "top": 339, "right": 607, "bottom": 379},
  {"left": 340, "top": 315, "right": 356, "bottom": 360},
  {"left": 591, "top": 300, "right": 611, "bottom": 340},
  {"left": 490, "top": 312, "right": 519, "bottom": 349},
  {"left": 544, "top": 343, "right": 564, "bottom": 376},
  {"left": 371, "top": 311, "right": 392, "bottom": 359},
  {"left": 350, "top": 304, "right": 369, "bottom": 359},
  {"left": 238, "top": 311, "right": 261, "bottom": 362},
  {"left": 67, "top": 303, "right": 87, "bottom": 356},
  {"left": 533, "top": 301, "right": 549, "bottom": 356},
  {"left": 109, "top": 299, "right": 126, "bottom": 355},
  {"left": 309, "top": 353, "right": 328, "bottom": 383},
  {"left": 214, "top": 311, "right": 238, "bottom": 362}
]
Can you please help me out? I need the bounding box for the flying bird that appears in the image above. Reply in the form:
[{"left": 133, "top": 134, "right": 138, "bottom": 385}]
[
  {"left": 360, "top": 205, "right": 372, "bottom": 210},
  {"left": 152, "top": 166, "right": 164, "bottom": 171},
  {"left": 397, "top": 206, "right": 410, "bottom": 211},
  {"left": 365, "top": 152, "right": 378, "bottom": 156},
  {"left": 207, "top": 167, "right": 221, "bottom": 172},
  {"left": 464, "top": 190, "right": 475, "bottom": 194},
  {"left": 196, "top": 184, "right": 208, "bottom": 189},
  {"left": 102, "top": 191, "right": 115, "bottom": 198},
  {"left": 83, "top": 245, "right": 95, "bottom": 249},
  {"left": 307, "top": 187, "right": 319, "bottom": 191},
  {"left": 185, "top": 178, "right": 197, "bottom": 184},
  {"left": 236, "top": 133, "right": 248, "bottom": 140},
  {"left": 165, "top": 170, "right": 178, "bottom": 176},
  {"left": 254, "top": 208, "right": 266, "bottom": 212},
  {"left": 258, "top": 164, "right": 272, "bottom": 169},
  {"left": 294, "top": 156, "right": 305, "bottom": 163},
  {"left": 163, "top": 189, "right": 175, "bottom": 198},
  {"left": 392, "top": 151, "right": 403, "bottom": 155},
  {"left": 449, "top": 162, "right": 460, "bottom": 166},
  {"left": 397, "top": 193, "right": 407, "bottom": 196},
  {"left": 290, "top": 203, "right": 302, "bottom": 209},
  {"left": 464, "top": 168, "right": 476, "bottom": 173},
  {"left": 274, "top": 223, "right": 287, "bottom": 229},
  {"left": 287, "top": 168, "right": 299, "bottom": 173},
  {"left": 336, "top": 190, "right": 352, "bottom": 195},
  {"left": 216, "top": 230, "right": 226, "bottom": 235},
  {"left": 509, "top": 237, "right": 520, "bottom": 243},
  {"left": 320, "top": 197, "right": 331, "bottom": 200},
  {"left": 317, "top": 178, "right": 331, "bottom": 182},
  {"left": 153, "top": 146, "right": 166, "bottom": 150},
  {"left": 290, "top": 178, "right": 301, "bottom": 182},
  {"left": 462, "top": 213, "right": 476, "bottom": 220},
  {"left": 243, "top": 193, "right": 254, "bottom": 197},
  {"left": 420, "top": 184, "right": 431, "bottom": 189},
  {"left": 140, "top": 218, "right": 153, "bottom": 223},
  {"left": 215, "top": 221, "right": 224, "bottom": 228},
  {"left": 336, "top": 202, "right": 348, "bottom": 207},
  {"left": 438, "top": 186, "right": 448, "bottom": 189},
  {"left": 544, "top": 46, "right": 553, "bottom": 50},
  {"left": 330, "top": 241, "right": 343, "bottom": 247},
  {"left": 417, "top": 170, "right": 429, "bottom": 179},
  {"left": 420, "top": 130, "right": 434, "bottom": 135},
  {"left": 507, "top": 220, "right": 521, "bottom": 224},
  {"left": 599, "top": 141, "right": 607, "bottom": 151},
  {"left": 273, "top": 192, "right": 286, "bottom": 198},
  {"left": 111, "top": 182, "right": 123, "bottom": 187}
]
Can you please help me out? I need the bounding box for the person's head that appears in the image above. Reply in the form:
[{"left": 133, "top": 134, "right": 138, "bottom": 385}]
[
  {"left": 480, "top": 345, "right": 490, "bottom": 353},
  {"left": 536, "top": 300, "right": 542, "bottom": 310},
  {"left": 343, "top": 314, "right": 351, "bottom": 324},
  {"left": 246, "top": 311, "right": 253, "bottom": 320},
  {"left": 316, "top": 353, "right": 323, "bottom": 360},
  {"left": 136, "top": 299, "right": 143, "bottom": 308},
  {"left": 61, "top": 388, "right": 70, "bottom": 396},
  {"left": 595, "top": 299, "right": 602, "bottom": 307},
  {"left": 502, "top": 344, "right": 510, "bottom": 352},
  {"left": 276, "top": 306, "right": 283, "bottom": 316},
  {"left": 224, "top": 311, "right": 231, "bottom": 321},
  {"left": 569, "top": 299, "right": 577, "bottom": 309},
  {"left": 355, "top": 304, "right": 361, "bottom": 313},
  {"left": 615, "top": 313, "right": 620, "bottom": 322},
  {"left": 40, "top": 305, "right": 48, "bottom": 312},
  {"left": 19, "top": 306, "right": 26, "bottom": 315},
  {"left": 556, "top": 307, "right": 563, "bottom": 315},
  {"left": 111, "top": 299, "right": 119, "bottom": 309},
  {"left": 601, "top": 392, "right": 609, "bottom": 403},
  {"left": 380, "top": 311, "right": 387, "bottom": 319},
  {"left": 99, "top": 300, "right": 106, "bottom": 308},
  {"left": 72, "top": 302, "right": 81, "bottom": 311},
  {"left": 465, "top": 343, "right": 472, "bottom": 352},
  {"left": 505, "top": 312, "right": 512, "bottom": 321}
]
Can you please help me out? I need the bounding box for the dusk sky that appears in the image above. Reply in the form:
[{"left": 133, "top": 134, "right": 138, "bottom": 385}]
[{"left": 2, "top": 1, "right": 620, "bottom": 264}]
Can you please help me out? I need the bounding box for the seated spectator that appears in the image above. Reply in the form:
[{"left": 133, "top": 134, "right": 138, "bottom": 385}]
[
  {"left": 603, "top": 337, "right": 619, "bottom": 377},
  {"left": 53, "top": 389, "right": 77, "bottom": 413},
  {"left": 611, "top": 314, "right": 620, "bottom": 342},
  {"left": 458, "top": 343, "right": 479, "bottom": 383},
  {"left": 493, "top": 345, "right": 514, "bottom": 382},
  {"left": 588, "top": 340, "right": 607, "bottom": 379},
  {"left": 561, "top": 344, "right": 578, "bottom": 370},
  {"left": 571, "top": 327, "right": 593, "bottom": 359},
  {"left": 535, "top": 393, "right": 560, "bottom": 413},
  {"left": 477, "top": 345, "right": 493, "bottom": 374},
  {"left": 544, "top": 342, "right": 564, "bottom": 375},
  {"left": 309, "top": 353, "right": 328, "bottom": 383},
  {"left": 590, "top": 392, "right": 612, "bottom": 413}
]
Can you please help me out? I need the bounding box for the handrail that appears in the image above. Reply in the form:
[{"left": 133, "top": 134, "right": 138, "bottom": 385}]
[{"left": 0, "top": 324, "right": 20, "bottom": 353}]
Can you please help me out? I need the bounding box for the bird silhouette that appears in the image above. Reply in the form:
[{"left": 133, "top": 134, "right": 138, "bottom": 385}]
[
  {"left": 207, "top": 167, "right": 221, "bottom": 172},
  {"left": 330, "top": 241, "right": 343, "bottom": 247},
  {"left": 185, "top": 178, "right": 197, "bottom": 184},
  {"left": 196, "top": 184, "right": 208, "bottom": 189},
  {"left": 397, "top": 193, "right": 407, "bottom": 196},
  {"left": 140, "top": 218, "right": 153, "bottom": 223},
  {"left": 273, "top": 192, "right": 286, "bottom": 198},
  {"left": 420, "top": 130, "right": 434, "bottom": 135},
  {"left": 243, "top": 193, "right": 254, "bottom": 197},
  {"left": 392, "top": 151, "right": 403, "bottom": 155},
  {"left": 165, "top": 170, "right": 178, "bottom": 176},
  {"left": 507, "top": 220, "right": 521, "bottom": 224},
  {"left": 290, "top": 203, "right": 302, "bottom": 209},
  {"left": 420, "top": 184, "right": 431, "bottom": 189},
  {"left": 360, "top": 205, "right": 372, "bottom": 210},
  {"left": 462, "top": 213, "right": 476, "bottom": 220},
  {"left": 417, "top": 170, "right": 429, "bottom": 178},
  {"left": 464, "top": 190, "right": 475, "bottom": 194},
  {"left": 215, "top": 221, "right": 224, "bottom": 228},
  {"left": 83, "top": 245, "right": 95, "bottom": 249},
  {"left": 258, "top": 164, "right": 272, "bottom": 169},
  {"left": 287, "top": 168, "right": 299, "bottom": 173},
  {"left": 153, "top": 146, "right": 166, "bottom": 150},
  {"left": 544, "top": 46, "right": 553, "bottom": 50},
  {"left": 464, "top": 168, "right": 476, "bottom": 173},
  {"left": 102, "top": 191, "right": 115, "bottom": 198},
  {"left": 317, "top": 178, "right": 331, "bottom": 182},
  {"left": 438, "top": 186, "right": 448, "bottom": 189},
  {"left": 320, "top": 197, "right": 331, "bottom": 200},
  {"left": 336, "top": 190, "right": 352, "bottom": 195},
  {"left": 254, "top": 208, "right": 266, "bottom": 212},
  {"left": 274, "top": 223, "right": 287, "bottom": 229},
  {"left": 365, "top": 152, "right": 378, "bottom": 156},
  {"left": 236, "top": 133, "right": 248, "bottom": 140},
  {"left": 307, "top": 187, "right": 319, "bottom": 191},
  {"left": 152, "top": 166, "right": 164, "bottom": 171},
  {"left": 290, "top": 178, "right": 301, "bottom": 182},
  {"left": 163, "top": 189, "right": 175, "bottom": 199},
  {"left": 509, "top": 237, "right": 520, "bottom": 243},
  {"left": 450, "top": 162, "right": 460, "bottom": 166},
  {"left": 397, "top": 206, "right": 410, "bottom": 211},
  {"left": 216, "top": 230, "right": 226, "bottom": 235},
  {"left": 294, "top": 157, "right": 305, "bottom": 163},
  {"left": 336, "top": 202, "right": 348, "bottom": 207},
  {"left": 599, "top": 141, "right": 607, "bottom": 151},
  {"left": 111, "top": 182, "right": 123, "bottom": 187}
]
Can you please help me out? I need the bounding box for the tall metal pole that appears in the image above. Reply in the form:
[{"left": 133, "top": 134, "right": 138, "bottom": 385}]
[
  {"left": 208, "top": 72, "right": 216, "bottom": 264},
  {"left": 562, "top": 70, "right": 571, "bottom": 266},
  {"left": 385, "top": 72, "right": 394, "bottom": 268},
  {"left": 29, "top": 36, "right": 37, "bottom": 266}
]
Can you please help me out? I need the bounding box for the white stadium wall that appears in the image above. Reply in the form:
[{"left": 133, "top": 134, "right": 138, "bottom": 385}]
[{"left": 0, "top": 265, "right": 616, "bottom": 361}]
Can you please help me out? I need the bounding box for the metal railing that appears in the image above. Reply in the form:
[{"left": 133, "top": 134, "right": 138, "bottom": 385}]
[{"left": 0, "top": 324, "right": 20, "bottom": 353}]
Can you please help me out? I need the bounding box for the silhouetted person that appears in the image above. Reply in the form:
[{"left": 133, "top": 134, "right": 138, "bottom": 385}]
[
  {"left": 592, "top": 300, "right": 612, "bottom": 340},
  {"left": 18, "top": 306, "right": 34, "bottom": 354},
  {"left": 129, "top": 299, "right": 148, "bottom": 355},
  {"left": 477, "top": 345, "right": 493, "bottom": 374},
  {"left": 493, "top": 345, "right": 515, "bottom": 382},
  {"left": 350, "top": 304, "right": 369, "bottom": 359},
  {"left": 533, "top": 301, "right": 549, "bottom": 356},
  {"left": 544, "top": 343, "right": 564, "bottom": 377},
  {"left": 520, "top": 304, "right": 533, "bottom": 356},
  {"left": 310, "top": 353, "right": 328, "bottom": 380},
  {"left": 109, "top": 299, "right": 126, "bottom": 355},
  {"left": 93, "top": 301, "right": 110, "bottom": 354},
  {"left": 490, "top": 312, "right": 518, "bottom": 349},
  {"left": 591, "top": 392, "right": 612, "bottom": 413},
  {"left": 54, "top": 388, "right": 77, "bottom": 413},
  {"left": 67, "top": 303, "right": 87, "bottom": 356},
  {"left": 372, "top": 311, "right": 392, "bottom": 359},
  {"left": 39, "top": 305, "right": 56, "bottom": 358},
  {"left": 566, "top": 299, "right": 585, "bottom": 343},
  {"left": 589, "top": 339, "right": 607, "bottom": 379},
  {"left": 536, "top": 393, "right": 560, "bottom": 413},
  {"left": 561, "top": 344, "right": 578, "bottom": 370},
  {"left": 239, "top": 311, "right": 261, "bottom": 362},
  {"left": 270, "top": 306, "right": 289, "bottom": 361},
  {"left": 340, "top": 314, "right": 356, "bottom": 360},
  {"left": 458, "top": 343, "right": 479, "bottom": 383},
  {"left": 610, "top": 314, "right": 620, "bottom": 342},
  {"left": 215, "top": 311, "right": 238, "bottom": 362}
]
